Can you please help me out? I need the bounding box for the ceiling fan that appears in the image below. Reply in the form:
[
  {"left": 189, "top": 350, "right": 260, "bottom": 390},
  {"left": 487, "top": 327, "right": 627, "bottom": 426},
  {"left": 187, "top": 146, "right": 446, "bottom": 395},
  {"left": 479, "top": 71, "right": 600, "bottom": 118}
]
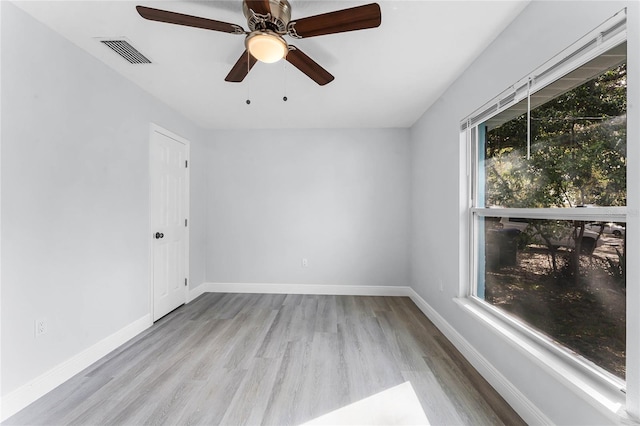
[{"left": 136, "top": 0, "right": 381, "bottom": 86}]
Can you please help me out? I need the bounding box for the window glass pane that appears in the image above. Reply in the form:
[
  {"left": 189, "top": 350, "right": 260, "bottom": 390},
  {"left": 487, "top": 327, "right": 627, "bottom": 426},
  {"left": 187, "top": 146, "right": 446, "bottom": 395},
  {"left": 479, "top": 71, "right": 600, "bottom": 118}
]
[
  {"left": 479, "top": 216, "right": 626, "bottom": 379},
  {"left": 482, "top": 58, "right": 626, "bottom": 208}
]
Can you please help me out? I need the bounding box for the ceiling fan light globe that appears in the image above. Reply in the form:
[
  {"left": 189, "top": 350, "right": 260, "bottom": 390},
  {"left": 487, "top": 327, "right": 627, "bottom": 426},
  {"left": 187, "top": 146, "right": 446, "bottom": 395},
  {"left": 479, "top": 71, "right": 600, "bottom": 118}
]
[{"left": 246, "top": 31, "right": 288, "bottom": 63}]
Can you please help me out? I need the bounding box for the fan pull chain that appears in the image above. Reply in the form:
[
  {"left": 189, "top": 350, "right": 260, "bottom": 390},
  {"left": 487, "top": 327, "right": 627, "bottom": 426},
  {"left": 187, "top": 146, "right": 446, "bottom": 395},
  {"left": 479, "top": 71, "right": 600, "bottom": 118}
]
[
  {"left": 282, "top": 60, "right": 288, "bottom": 102},
  {"left": 246, "top": 51, "right": 251, "bottom": 105}
]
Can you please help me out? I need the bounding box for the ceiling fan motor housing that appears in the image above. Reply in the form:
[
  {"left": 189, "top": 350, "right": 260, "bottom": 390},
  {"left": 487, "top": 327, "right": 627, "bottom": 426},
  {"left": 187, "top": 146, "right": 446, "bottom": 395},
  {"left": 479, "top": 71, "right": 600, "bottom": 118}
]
[{"left": 243, "top": 0, "right": 291, "bottom": 33}]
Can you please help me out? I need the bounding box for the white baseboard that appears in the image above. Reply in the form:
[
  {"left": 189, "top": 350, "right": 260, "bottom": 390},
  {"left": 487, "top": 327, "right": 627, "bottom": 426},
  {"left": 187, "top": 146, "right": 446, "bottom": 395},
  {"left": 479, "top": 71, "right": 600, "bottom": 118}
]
[
  {"left": 0, "top": 314, "right": 152, "bottom": 422},
  {"left": 187, "top": 281, "right": 209, "bottom": 302},
  {"left": 189, "top": 282, "right": 413, "bottom": 297},
  {"left": 406, "top": 289, "right": 552, "bottom": 426}
]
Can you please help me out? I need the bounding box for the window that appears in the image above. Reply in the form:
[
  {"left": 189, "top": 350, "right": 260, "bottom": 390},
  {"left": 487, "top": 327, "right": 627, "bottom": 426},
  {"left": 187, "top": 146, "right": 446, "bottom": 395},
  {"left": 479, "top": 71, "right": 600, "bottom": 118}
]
[{"left": 463, "top": 8, "right": 633, "bottom": 411}]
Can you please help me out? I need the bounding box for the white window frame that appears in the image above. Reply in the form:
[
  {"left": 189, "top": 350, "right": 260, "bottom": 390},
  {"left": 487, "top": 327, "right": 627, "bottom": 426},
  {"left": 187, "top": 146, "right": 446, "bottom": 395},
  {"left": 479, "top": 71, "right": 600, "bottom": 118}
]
[{"left": 460, "top": 8, "right": 640, "bottom": 422}]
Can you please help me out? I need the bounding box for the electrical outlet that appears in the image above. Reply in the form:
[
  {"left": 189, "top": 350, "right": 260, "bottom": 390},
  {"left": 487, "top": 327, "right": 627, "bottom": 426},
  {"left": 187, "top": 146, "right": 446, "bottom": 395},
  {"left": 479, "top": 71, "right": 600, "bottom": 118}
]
[
  {"left": 439, "top": 279, "right": 444, "bottom": 292},
  {"left": 302, "top": 258, "right": 309, "bottom": 268},
  {"left": 35, "top": 319, "right": 47, "bottom": 337}
]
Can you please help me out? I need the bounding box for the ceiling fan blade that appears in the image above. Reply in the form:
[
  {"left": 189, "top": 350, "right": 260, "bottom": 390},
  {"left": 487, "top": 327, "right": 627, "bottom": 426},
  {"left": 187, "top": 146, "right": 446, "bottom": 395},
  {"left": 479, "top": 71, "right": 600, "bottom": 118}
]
[
  {"left": 244, "top": 0, "right": 272, "bottom": 16},
  {"left": 136, "top": 6, "right": 244, "bottom": 34},
  {"left": 286, "top": 46, "right": 334, "bottom": 86},
  {"left": 288, "top": 3, "right": 381, "bottom": 38},
  {"left": 225, "top": 50, "right": 258, "bottom": 82}
]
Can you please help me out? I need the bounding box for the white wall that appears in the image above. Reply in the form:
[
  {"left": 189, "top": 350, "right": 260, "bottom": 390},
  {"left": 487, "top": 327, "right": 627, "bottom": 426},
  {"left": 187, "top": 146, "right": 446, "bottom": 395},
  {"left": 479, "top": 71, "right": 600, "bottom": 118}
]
[
  {"left": 205, "top": 128, "right": 411, "bottom": 288},
  {"left": 1, "top": 1, "right": 207, "bottom": 397},
  {"left": 410, "top": 1, "right": 635, "bottom": 424}
]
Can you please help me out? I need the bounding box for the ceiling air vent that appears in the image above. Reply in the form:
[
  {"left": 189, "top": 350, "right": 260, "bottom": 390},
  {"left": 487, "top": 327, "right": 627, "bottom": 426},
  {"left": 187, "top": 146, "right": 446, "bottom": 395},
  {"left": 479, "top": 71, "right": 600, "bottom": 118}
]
[{"left": 100, "top": 39, "right": 151, "bottom": 64}]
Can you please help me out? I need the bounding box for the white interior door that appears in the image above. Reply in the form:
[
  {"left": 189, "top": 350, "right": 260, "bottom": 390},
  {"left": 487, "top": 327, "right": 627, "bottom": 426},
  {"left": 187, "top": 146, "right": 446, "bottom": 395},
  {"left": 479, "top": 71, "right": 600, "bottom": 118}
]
[{"left": 150, "top": 127, "right": 189, "bottom": 321}]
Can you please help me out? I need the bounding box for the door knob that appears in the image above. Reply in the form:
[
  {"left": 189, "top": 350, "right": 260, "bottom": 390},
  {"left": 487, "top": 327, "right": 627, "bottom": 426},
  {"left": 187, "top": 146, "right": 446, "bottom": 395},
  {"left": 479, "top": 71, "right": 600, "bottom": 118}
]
[{"left": 155, "top": 232, "right": 164, "bottom": 239}]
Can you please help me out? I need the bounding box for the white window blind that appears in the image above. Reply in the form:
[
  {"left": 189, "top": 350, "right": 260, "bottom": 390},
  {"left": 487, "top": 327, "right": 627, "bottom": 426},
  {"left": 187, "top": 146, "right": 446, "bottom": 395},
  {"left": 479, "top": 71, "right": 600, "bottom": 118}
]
[{"left": 461, "top": 8, "right": 627, "bottom": 132}]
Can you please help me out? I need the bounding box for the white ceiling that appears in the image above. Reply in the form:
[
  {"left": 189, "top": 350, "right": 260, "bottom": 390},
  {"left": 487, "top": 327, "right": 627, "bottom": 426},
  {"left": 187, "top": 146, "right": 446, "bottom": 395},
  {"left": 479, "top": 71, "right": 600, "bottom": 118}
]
[{"left": 13, "top": 0, "right": 529, "bottom": 129}]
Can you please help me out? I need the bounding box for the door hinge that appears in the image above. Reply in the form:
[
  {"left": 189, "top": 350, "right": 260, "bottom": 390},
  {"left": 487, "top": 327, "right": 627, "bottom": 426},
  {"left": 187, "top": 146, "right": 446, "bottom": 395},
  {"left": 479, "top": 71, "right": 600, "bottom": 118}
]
[
  {"left": 185, "top": 278, "right": 188, "bottom": 286},
  {"left": 185, "top": 218, "right": 188, "bottom": 227},
  {"left": 185, "top": 160, "right": 188, "bottom": 168}
]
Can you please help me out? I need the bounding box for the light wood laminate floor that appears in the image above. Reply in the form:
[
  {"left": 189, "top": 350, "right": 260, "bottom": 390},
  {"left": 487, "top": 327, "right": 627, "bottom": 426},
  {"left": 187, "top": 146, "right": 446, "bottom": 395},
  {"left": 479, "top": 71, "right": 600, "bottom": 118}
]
[{"left": 4, "top": 293, "right": 525, "bottom": 425}]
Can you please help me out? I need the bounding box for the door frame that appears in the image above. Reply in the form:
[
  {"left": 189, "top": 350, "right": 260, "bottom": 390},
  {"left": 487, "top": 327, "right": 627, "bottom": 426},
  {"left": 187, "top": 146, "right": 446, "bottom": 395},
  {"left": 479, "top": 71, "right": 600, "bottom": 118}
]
[{"left": 148, "top": 123, "right": 190, "bottom": 321}]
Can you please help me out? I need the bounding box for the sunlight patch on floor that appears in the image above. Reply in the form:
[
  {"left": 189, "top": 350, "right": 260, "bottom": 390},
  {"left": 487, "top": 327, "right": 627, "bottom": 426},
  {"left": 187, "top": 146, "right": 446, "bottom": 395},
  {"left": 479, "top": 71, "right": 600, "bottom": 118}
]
[{"left": 301, "top": 381, "right": 430, "bottom": 426}]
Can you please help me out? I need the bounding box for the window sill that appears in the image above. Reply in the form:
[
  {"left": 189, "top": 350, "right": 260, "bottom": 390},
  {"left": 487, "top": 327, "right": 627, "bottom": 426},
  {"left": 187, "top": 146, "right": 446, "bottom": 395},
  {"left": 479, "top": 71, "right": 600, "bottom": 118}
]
[{"left": 454, "top": 297, "right": 636, "bottom": 424}]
